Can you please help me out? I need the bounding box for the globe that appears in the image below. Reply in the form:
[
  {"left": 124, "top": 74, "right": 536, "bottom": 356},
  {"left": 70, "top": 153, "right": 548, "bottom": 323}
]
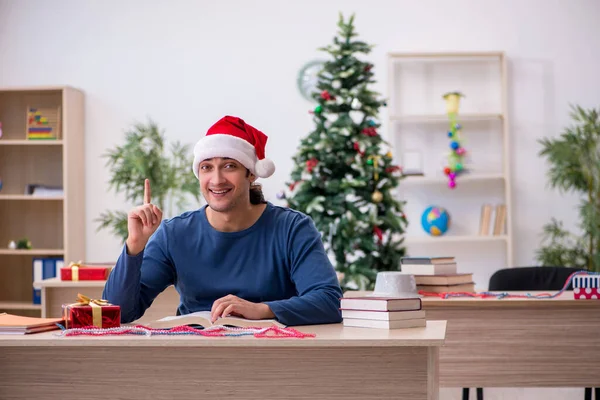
[{"left": 421, "top": 206, "right": 450, "bottom": 236}]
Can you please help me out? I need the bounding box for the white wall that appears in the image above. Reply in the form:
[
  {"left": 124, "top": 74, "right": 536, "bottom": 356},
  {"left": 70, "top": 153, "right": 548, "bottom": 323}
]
[{"left": 1, "top": 0, "right": 598, "bottom": 398}]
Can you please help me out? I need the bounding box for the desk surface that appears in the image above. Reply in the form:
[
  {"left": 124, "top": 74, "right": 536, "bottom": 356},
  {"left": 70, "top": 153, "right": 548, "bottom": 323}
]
[
  {"left": 0, "top": 320, "right": 446, "bottom": 348},
  {"left": 348, "top": 290, "right": 599, "bottom": 308}
]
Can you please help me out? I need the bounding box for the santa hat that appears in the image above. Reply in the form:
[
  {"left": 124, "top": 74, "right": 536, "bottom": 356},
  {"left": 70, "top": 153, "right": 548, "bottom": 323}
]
[{"left": 192, "top": 116, "right": 275, "bottom": 179}]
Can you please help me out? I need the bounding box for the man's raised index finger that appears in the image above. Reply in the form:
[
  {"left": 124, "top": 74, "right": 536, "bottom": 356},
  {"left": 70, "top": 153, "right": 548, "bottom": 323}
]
[{"left": 144, "top": 179, "right": 151, "bottom": 204}]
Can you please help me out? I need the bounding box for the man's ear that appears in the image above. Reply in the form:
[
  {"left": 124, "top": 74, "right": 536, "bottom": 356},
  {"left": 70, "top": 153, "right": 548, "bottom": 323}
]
[{"left": 248, "top": 172, "right": 257, "bottom": 183}]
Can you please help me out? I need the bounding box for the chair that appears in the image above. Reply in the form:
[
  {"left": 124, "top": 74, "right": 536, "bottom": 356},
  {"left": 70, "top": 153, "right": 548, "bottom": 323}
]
[{"left": 462, "top": 266, "right": 598, "bottom": 400}]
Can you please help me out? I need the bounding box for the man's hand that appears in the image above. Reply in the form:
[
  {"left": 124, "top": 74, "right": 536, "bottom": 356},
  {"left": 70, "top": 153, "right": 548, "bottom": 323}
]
[
  {"left": 210, "top": 295, "right": 275, "bottom": 323},
  {"left": 125, "top": 179, "right": 163, "bottom": 255}
]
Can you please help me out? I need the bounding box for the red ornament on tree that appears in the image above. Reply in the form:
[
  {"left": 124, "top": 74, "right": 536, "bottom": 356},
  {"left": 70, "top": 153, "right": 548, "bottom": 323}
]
[
  {"left": 306, "top": 158, "right": 319, "bottom": 173},
  {"left": 321, "top": 90, "right": 333, "bottom": 101},
  {"left": 361, "top": 127, "right": 377, "bottom": 137},
  {"left": 443, "top": 167, "right": 451, "bottom": 175},
  {"left": 353, "top": 142, "right": 365, "bottom": 156},
  {"left": 373, "top": 226, "right": 383, "bottom": 243},
  {"left": 385, "top": 165, "right": 402, "bottom": 174}
]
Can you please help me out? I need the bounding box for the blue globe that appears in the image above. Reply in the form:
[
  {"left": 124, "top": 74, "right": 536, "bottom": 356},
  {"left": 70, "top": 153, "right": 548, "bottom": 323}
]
[{"left": 421, "top": 206, "right": 451, "bottom": 236}]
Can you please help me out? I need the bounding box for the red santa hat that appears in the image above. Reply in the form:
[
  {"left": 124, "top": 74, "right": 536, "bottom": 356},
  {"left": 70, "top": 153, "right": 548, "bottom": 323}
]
[{"left": 192, "top": 115, "right": 275, "bottom": 179}]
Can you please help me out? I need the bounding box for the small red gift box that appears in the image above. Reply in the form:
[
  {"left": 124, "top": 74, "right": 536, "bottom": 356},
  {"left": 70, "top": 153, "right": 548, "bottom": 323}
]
[
  {"left": 61, "top": 262, "right": 113, "bottom": 281},
  {"left": 62, "top": 294, "right": 121, "bottom": 329}
]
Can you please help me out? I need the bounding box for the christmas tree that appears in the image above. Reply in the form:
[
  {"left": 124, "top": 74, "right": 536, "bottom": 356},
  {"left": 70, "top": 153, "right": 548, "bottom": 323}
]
[{"left": 283, "top": 14, "right": 407, "bottom": 291}]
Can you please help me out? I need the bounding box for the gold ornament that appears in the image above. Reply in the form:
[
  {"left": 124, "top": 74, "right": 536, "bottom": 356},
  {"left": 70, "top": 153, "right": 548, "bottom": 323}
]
[
  {"left": 371, "top": 190, "right": 383, "bottom": 203},
  {"left": 367, "top": 155, "right": 382, "bottom": 180},
  {"left": 386, "top": 151, "right": 393, "bottom": 158}
]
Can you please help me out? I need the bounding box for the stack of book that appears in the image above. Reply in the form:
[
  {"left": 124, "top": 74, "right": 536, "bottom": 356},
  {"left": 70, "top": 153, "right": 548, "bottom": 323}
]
[
  {"left": 340, "top": 296, "right": 425, "bottom": 329},
  {"left": 0, "top": 313, "right": 64, "bottom": 335},
  {"left": 401, "top": 256, "right": 475, "bottom": 293}
]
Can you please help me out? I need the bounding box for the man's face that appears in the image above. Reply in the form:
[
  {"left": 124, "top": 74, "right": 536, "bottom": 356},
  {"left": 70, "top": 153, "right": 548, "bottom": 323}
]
[{"left": 198, "top": 157, "right": 253, "bottom": 213}]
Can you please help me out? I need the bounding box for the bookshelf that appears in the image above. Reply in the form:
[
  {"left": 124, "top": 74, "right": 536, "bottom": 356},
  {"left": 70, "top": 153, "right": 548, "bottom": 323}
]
[
  {"left": 0, "top": 86, "right": 85, "bottom": 316},
  {"left": 387, "top": 52, "right": 513, "bottom": 289}
]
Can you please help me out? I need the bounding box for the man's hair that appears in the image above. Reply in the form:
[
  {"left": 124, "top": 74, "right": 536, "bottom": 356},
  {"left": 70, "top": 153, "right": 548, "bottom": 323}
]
[{"left": 246, "top": 169, "right": 267, "bottom": 205}]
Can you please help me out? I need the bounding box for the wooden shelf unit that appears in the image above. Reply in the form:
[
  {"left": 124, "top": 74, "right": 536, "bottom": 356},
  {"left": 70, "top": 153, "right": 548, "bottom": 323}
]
[
  {"left": 0, "top": 86, "right": 85, "bottom": 315},
  {"left": 387, "top": 52, "right": 512, "bottom": 289}
]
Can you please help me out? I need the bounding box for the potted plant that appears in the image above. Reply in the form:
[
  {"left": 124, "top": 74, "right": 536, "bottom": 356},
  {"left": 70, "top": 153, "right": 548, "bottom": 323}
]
[
  {"left": 536, "top": 105, "right": 600, "bottom": 272},
  {"left": 97, "top": 119, "right": 201, "bottom": 241}
]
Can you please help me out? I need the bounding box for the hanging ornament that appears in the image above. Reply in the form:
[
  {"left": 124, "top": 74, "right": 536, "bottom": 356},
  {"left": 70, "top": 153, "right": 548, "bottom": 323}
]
[
  {"left": 368, "top": 120, "right": 377, "bottom": 127},
  {"left": 371, "top": 190, "right": 383, "bottom": 203},
  {"left": 332, "top": 80, "right": 341, "bottom": 89},
  {"left": 306, "top": 158, "right": 319, "bottom": 173},
  {"left": 364, "top": 64, "right": 373, "bottom": 72},
  {"left": 386, "top": 151, "right": 393, "bottom": 158},
  {"left": 373, "top": 225, "right": 383, "bottom": 242},
  {"left": 353, "top": 142, "right": 365, "bottom": 156},
  {"left": 368, "top": 155, "right": 382, "bottom": 180},
  {"left": 442, "top": 91, "right": 467, "bottom": 189},
  {"left": 314, "top": 105, "right": 323, "bottom": 114},
  {"left": 276, "top": 191, "right": 286, "bottom": 200},
  {"left": 321, "top": 90, "right": 333, "bottom": 101}
]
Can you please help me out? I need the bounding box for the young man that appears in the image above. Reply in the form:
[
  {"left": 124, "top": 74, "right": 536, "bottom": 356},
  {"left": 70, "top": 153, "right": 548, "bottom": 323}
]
[{"left": 103, "top": 115, "right": 343, "bottom": 326}]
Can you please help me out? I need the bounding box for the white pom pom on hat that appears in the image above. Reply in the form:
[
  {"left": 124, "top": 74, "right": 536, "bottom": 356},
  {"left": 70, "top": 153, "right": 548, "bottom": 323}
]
[{"left": 192, "top": 116, "right": 276, "bottom": 179}]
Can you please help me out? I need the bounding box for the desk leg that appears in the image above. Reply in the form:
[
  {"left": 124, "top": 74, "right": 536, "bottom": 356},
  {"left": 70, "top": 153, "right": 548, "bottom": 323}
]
[{"left": 428, "top": 347, "right": 439, "bottom": 400}]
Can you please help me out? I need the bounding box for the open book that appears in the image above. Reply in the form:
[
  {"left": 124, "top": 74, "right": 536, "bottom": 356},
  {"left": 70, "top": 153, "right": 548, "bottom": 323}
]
[{"left": 148, "top": 311, "right": 286, "bottom": 329}]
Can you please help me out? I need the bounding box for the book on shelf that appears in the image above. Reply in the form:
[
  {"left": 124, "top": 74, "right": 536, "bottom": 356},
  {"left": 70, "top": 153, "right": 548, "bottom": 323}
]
[
  {"left": 343, "top": 317, "right": 426, "bottom": 330},
  {"left": 493, "top": 204, "right": 507, "bottom": 235},
  {"left": 400, "top": 262, "right": 457, "bottom": 276},
  {"left": 147, "top": 311, "right": 285, "bottom": 329},
  {"left": 400, "top": 256, "right": 455, "bottom": 265},
  {"left": 341, "top": 309, "right": 426, "bottom": 321},
  {"left": 417, "top": 282, "right": 476, "bottom": 293},
  {"left": 413, "top": 273, "right": 473, "bottom": 286},
  {"left": 340, "top": 297, "right": 421, "bottom": 312},
  {"left": 479, "top": 204, "right": 492, "bottom": 235},
  {"left": 32, "top": 257, "right": 63, "bottom": 304},
  {"left": 0, "top": 313, "right": 63, "bottom": 334}
]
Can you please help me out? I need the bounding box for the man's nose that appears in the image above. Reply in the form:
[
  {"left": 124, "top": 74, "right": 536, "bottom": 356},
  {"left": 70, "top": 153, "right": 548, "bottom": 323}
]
[{"left": 211, "top": 169, "right": 226, "bottom": 184}]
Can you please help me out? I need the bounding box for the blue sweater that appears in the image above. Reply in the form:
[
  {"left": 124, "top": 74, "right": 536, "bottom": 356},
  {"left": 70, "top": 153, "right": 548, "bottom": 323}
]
[{"left": 103, "top": 202, "right": 343, "bottom": 326}]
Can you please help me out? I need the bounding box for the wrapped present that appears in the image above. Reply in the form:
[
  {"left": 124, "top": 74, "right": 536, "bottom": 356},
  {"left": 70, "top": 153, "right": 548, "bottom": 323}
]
[
  {"left": 60, "top": 261, "right": 112, "bottom": 281},
  {"left": 63, "top": 293, "right": 121, "bottom": 329},
  {"left": 572, "top": 275, "right": 600, "bottom": 300}
]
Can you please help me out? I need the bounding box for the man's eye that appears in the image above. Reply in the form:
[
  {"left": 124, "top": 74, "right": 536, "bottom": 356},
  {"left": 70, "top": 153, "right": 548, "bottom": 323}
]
[
  {"left": 200, "top": 165, "right": 210, "bottom": 171},
  {"left": 225, "top": 164, "right": 236, "bottom": 169}
]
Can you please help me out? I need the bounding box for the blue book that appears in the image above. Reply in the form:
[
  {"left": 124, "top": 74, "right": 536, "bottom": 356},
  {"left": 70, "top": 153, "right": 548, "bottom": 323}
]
[{"left": 32, "top": 257, "right": 63, "bottom": 304}]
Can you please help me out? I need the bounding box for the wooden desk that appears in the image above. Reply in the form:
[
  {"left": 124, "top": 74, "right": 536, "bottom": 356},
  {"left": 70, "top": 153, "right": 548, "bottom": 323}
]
[
  {"left": 349, "top": 290, "right": 600, "bottom": 388},
  {"left": 37, "top": 279, "right": 600, "bottom": 388},
  {"left": 0, "top": 320, "right": 446, "bottom": 400},
  {"left": 422, "top": 292, "right": 600, "bottom": 388}
]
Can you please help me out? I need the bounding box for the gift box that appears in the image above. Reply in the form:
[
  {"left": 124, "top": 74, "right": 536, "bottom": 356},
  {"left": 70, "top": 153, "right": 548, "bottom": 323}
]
[
  {"left": 62, "top": 294, "right": 121, "bottom": 329},
  {"left": 572, "top": 275, "right": 600, "bottom": 300},
  {"left": 61, "top": 261, "right": 112, "bottom": 281}
]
